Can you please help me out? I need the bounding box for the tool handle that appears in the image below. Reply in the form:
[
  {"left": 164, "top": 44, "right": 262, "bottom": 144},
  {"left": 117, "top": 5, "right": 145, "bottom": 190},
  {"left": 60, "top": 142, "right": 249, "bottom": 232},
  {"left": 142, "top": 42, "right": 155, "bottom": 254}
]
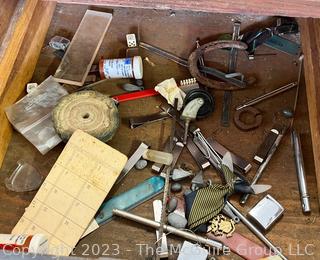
[{"left": 112, "top": 89, "right": 158, "bottom": 103}]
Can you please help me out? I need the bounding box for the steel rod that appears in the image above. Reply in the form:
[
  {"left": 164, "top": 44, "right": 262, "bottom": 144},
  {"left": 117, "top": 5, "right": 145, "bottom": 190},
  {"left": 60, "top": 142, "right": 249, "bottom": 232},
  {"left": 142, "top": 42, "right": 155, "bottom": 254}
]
[
  {"left": 291, "top": 129, "right": 311, "bottom": 213},
  {"left": 113, "top": 209, "right": 227, "bottom": 251},
  {"left": 236, "top": 82, "right": 297, "bottom": 110}
]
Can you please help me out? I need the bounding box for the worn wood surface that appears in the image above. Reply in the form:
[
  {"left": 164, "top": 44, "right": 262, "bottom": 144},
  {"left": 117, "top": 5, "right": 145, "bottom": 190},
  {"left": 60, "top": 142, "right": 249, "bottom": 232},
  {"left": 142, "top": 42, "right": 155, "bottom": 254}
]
[
  {"left": 45, "top": 0, "right": 320, "bottom": 18},
  {"left": 0, "top": 4, "right": 319, "bottom": 260},
  {"left": 0, "top": 0, "right": 19, "bottom": 47},
  {"left": 299, "top": 18, "right": 320, "bottom": 207},
  {"left": 0, "top": 0, "right": 39, "bottom": 97},
  {"left": 0, "top": 1, "right": 56, "bottom": 168},
  {"left": 54, "top": 10, "right": 112, "bottom": 86}
]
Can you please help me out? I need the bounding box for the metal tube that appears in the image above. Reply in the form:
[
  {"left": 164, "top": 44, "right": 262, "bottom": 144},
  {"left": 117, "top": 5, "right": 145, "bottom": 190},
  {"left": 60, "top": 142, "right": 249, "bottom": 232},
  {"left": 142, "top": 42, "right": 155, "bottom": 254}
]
[
  {"left": 236, "top": 82, "right": 297, "bottom": 111},
  {"left": 291, "top": 129, "right": 311, "bottom": 213},
  {"left": 240, "top": 131, "right": 285, "bottom": 204},
  {"left": 113, "top": 209, "right": 227, "bottom": 251},
  {"left": 226, "top": 201, "right": 287, "bottom": 260}
]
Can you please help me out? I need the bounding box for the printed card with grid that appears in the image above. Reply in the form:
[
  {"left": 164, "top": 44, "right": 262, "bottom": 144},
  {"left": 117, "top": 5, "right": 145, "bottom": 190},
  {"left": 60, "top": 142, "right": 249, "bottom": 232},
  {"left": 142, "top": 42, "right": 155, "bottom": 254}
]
[{"left": 12, "top": 130, "right": 127, "bottom": 255}]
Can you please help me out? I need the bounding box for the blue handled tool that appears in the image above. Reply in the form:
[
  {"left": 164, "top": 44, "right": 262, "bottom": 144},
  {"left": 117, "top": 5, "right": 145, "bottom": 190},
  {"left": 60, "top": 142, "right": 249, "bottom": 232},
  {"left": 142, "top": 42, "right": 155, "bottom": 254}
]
[{"left": 96, "top": 176, "right": 165, "bottom": 225}]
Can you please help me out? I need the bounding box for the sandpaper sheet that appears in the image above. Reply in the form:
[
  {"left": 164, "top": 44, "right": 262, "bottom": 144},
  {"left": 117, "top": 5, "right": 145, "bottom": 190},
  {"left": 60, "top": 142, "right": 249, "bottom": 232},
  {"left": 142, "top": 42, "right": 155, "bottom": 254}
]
[{"left": 12, "top": 130, "right": 127, "bottom": 255}]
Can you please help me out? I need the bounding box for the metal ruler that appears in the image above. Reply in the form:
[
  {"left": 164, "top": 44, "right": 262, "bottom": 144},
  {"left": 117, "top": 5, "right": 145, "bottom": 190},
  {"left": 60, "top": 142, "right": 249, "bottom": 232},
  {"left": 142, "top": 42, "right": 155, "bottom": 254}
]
[{"left": 221, "top": 21, "right": 241, "bottom": 127}]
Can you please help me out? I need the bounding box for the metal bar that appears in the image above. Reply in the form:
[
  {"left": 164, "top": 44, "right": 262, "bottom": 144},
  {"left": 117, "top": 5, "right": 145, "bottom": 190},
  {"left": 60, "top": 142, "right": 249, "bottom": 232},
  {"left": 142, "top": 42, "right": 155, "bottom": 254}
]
[
  {"left": 221, "top": 21, "right": 241, "bottom": 126},
  {"left": 157, "top": 101, "right": 177, "bottom": 259},
  {"left": 291, "top": 129, "right": 311, "bottom": 213},
  {"left": 113, "top": 209, "right": 227, "bottom": 250},
  {"left": 115, "top": 142, "right": 149, "bottom": 185},
  {"left": 236, "top": 82, "right": 297, "bottom": 111},
  {"left": 225, "top": 201, "right": 287, "bottom": 260}
]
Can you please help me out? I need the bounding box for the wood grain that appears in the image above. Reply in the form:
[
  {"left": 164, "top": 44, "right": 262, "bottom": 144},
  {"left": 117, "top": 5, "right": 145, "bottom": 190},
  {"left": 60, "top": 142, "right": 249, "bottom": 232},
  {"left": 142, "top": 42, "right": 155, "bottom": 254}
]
[
  {"left": 0, "top": 0, "right": 19, "bottom": 47},
  {"left": 45, "top": 0, "right": 320, "bottom": 18},
  {"left": 54, "top": 10, "right": 112, "bottom": 86},
  {"left": 0, "top": 0, "right": 39, "bottom": 98},
  {"left": 0, "top": 1, "right": 56, "bottom": 168},
  {"left": 299, "top": 18, "right": 320, "bottom": 205}
]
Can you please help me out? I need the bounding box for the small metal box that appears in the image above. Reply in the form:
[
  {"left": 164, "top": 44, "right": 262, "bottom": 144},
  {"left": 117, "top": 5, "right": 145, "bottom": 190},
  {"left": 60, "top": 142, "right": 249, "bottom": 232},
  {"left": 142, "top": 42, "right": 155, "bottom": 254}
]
[{"left": 248, "top": 194, "right": 284, "bottom": 231}]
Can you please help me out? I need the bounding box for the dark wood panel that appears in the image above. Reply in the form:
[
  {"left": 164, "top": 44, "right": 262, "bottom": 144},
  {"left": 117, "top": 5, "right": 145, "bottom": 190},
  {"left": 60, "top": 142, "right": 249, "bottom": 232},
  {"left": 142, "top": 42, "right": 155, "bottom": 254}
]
[{"left": 46, "top": 0, "right": 320, "bottom": 18}]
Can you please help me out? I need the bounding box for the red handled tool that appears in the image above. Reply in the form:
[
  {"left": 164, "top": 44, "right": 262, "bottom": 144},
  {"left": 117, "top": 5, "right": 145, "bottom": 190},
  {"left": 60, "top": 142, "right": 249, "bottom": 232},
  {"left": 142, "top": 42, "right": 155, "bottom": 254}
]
[{"left": 112, "top": 89, "right": 158, "bottom": 103}]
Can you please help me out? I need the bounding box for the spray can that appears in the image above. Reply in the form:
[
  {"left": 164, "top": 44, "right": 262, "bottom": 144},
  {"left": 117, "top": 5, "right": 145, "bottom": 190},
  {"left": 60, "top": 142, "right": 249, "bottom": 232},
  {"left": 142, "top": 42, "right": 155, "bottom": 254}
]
[
  {"left": 99, "top": 56, "right": 143, "bottom": 79},
  {"left": 0, "top": 234, "right": 48, "bottom": 254}
]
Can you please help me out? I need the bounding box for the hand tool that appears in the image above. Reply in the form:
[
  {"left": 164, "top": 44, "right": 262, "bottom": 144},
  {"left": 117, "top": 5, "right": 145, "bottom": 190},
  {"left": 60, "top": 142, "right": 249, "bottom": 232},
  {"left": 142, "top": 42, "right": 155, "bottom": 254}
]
[
  {"left": 193, "top": 132, "right": 245, "bottom": 178},
  {"left": 207, "top": 137, "right": 252, "bottom": 173},
  {"left": 248, "top": 194, "right": 284, "bottom": 231},
  {"left": 221, "top": 20, "right": 241, "bottom": 127},
  {"left": 153, "top": 200, "right": 169, "bottom": 258},
  {"left": 236, "top": 82, "right": 297, "bottom": 111},
  {"left": 161, "top": 104, "right": 251, "bottom": 174},
  {"left": 240, "top": 127, "right": 286, "bottom": 204},
  {"left": 181, "top": 98, "right": 204, "bottom": 144},
  {"left": 188, "top": 40, "right": 249, "bottom": 90},
  {"left": 115, "top": 142, "right": 149, "bottom": 185},
  {"left": 129, "top": 111, "right": 170, "bottom": 129},
  {"left": 291, "top": 129, "right": 311, "bottom": 213},
  {"left": 157, "top": 107, "right": 177, "bottom": 260},
  {"left": 113, "top": 209, "right": 228, "bottom": 251},
  {"left": 241, "top": 17, "right": 299, "bottom": 59},
  {"left": 186, "top": 138, "right": 210, "bottom": 170},
  {"left": 225, "top": 201, "right": 287, "bottom": 260},
  {"left": 82, "top": 176, "right": 165, "bottom": 237},
  {"left": 140, "top": 41, "right": 247, "bottom": 89},
  {"left": 234, "top": 106, "right": 263, "bottom": 131},
  {"left": 254, "top": 125, "right": 282, "bottom": 164}
]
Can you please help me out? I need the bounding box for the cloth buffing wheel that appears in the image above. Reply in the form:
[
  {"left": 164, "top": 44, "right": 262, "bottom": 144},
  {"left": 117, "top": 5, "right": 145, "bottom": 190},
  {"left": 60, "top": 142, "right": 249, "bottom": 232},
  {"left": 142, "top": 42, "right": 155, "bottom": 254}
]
[
  {"left": 53, "top": 90, "right": 119, "bottom": 142},
  {"left": 184, "top": 89, "right": 215, "bottom": 118}
]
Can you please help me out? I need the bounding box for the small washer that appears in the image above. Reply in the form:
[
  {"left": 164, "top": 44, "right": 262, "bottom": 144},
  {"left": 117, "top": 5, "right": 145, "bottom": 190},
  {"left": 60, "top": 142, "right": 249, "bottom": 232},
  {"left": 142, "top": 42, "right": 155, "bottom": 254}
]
[{"left": 234, "top": 106, "right": 262, "bottom": 131}]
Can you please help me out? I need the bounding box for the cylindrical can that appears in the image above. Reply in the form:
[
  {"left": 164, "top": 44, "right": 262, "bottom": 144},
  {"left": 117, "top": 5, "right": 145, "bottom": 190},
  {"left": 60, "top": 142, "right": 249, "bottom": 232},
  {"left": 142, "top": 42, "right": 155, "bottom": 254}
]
[
  {"left": 0, "top": 234, "right": 48, "bottom": 254},
  {"left": 99, "top": 56, "right": 143, "bottom": 79}
]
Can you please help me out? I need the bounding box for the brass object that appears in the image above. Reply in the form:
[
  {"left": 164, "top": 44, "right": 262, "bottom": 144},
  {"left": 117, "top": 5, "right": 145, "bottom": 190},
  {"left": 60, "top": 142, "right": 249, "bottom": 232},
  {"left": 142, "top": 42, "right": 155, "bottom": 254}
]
[{"left": 210, "top": 214, "right": 235, "bottom": 237}]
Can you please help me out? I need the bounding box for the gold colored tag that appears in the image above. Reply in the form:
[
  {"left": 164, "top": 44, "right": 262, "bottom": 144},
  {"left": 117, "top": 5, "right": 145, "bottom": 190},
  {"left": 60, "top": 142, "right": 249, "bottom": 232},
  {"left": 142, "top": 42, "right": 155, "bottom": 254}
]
[{"left": 210, "top": 214, "right": 235, "bottom": 237}]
